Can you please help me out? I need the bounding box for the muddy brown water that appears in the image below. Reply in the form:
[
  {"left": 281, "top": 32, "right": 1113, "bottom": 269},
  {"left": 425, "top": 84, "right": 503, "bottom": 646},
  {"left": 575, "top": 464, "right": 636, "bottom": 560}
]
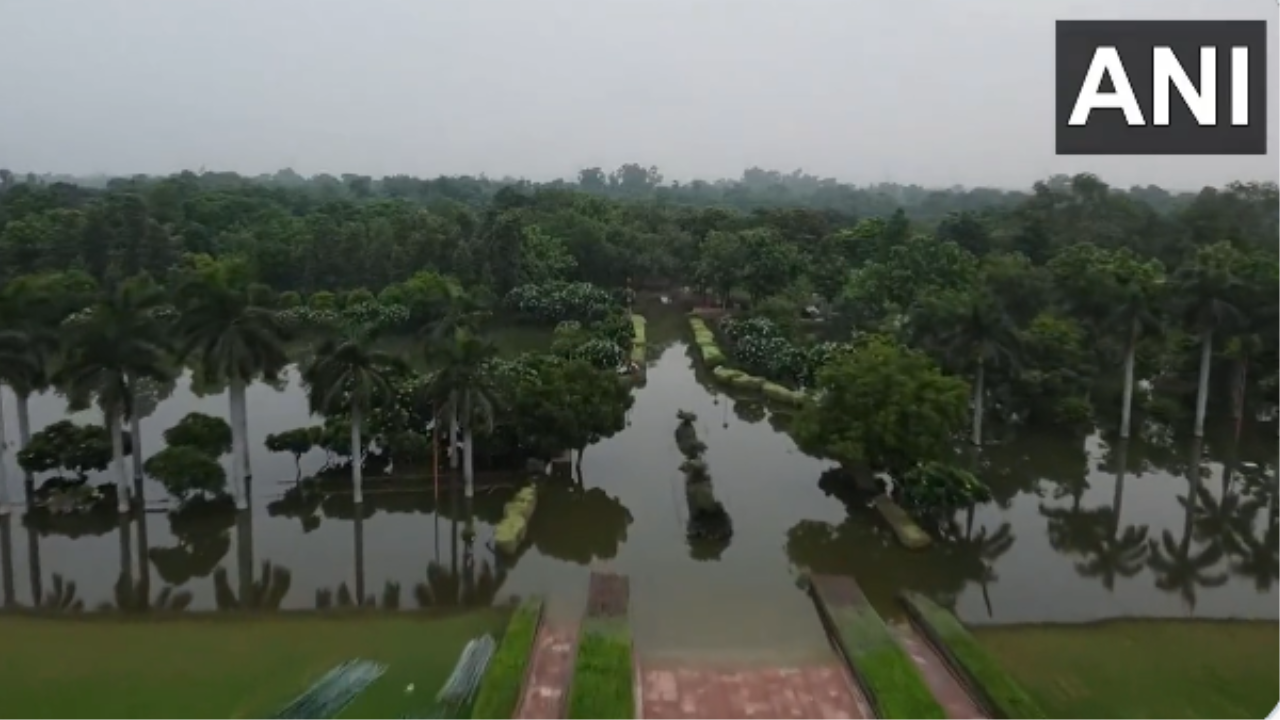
[{"left": 0, "top": 303, "right": 1275, "bottom": 663}]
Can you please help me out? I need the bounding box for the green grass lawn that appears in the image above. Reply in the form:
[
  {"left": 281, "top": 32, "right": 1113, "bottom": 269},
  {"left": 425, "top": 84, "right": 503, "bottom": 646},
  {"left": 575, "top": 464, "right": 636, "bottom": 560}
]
[
  {"left": 975, "top": 620, "right": 1278, "bottom": 719},
  {"left": 0, "top": 610, "right": 509, "bottom": 719}
]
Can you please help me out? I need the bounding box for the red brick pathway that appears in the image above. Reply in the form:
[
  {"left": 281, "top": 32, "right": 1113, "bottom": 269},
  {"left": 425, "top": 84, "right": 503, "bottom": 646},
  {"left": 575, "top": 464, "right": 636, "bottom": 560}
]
[
  {"left": 638, "top": 661, "right": 873, "bottom": 719},
  {"left": 889, "top": 621, "right": 987, "bottom": 719},
  {"left": 515, "top": 621, "right": 579, "bottom": 719}
]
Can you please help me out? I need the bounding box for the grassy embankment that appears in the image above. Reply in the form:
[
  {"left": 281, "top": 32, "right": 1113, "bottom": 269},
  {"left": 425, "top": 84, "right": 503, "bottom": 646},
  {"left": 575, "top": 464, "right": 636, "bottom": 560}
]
[
  {"left": 975, "top": 617, "right": 1279, "bottom": 719},
  {"left": 0, "top": 610, "right": 508, "bottom": 719}
]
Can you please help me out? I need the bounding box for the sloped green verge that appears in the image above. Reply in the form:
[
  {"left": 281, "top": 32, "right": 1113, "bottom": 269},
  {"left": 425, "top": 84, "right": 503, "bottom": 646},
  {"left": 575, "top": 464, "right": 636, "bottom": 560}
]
[
  {"left": 471, "top": 597, "right": 544, "bottom": 719},
  {"left": 806, "top": 574, "right": 945, "bottom": 719},
  {"left": 900, "top": 592, "right": 1045, "bottom": 719}
]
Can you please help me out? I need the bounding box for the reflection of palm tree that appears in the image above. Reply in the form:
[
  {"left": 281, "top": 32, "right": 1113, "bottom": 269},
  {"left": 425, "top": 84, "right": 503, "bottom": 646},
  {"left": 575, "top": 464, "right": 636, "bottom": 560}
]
[
  {"left": 1075, "top": 440, "right": 1150, "bottom": 591},
  {"left": 27, "top": 524, "right": 41, "bottom": 606},
  {"left": 213, "top": 565, "right": 291, "bottom": 610},
  {"left": 933, "top": 513, "right": 1014, "bottom": 616},
  {"left": 1147, "top": 439, "right": 1229, "bottom": 612},
  {"left": 40, "top": 574, "right": 84, "bottom": 612}
]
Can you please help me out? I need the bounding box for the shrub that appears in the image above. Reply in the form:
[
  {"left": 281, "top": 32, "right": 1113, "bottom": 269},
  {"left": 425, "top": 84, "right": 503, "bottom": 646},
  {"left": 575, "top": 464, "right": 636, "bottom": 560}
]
[
  {"left": 163, "top": 412, "right": 232, "bottom": 458},
  {"left": 144, "top": 445, "right": 228, "bottom": 502}
]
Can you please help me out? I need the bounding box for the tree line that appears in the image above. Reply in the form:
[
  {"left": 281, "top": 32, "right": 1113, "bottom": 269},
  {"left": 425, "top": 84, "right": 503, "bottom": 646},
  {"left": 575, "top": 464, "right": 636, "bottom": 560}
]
[{"left": 0, "top": 165, "right": 1275, "bottom": 515}]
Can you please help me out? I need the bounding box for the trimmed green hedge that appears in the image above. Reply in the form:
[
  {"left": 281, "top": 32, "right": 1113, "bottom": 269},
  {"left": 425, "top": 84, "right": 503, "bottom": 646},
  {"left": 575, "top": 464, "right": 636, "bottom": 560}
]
[
  {"left": 808, "top": 577, "right": 945, "bottom": 719},
  {"left": 566, "top": 620, "right": 634, "bottom": 719},
  {"left": 900, "top": 592, "right": 1046, "bottom": 719},
  {"left": 471, "top": 598, "right": 544, "bottom": 719}
]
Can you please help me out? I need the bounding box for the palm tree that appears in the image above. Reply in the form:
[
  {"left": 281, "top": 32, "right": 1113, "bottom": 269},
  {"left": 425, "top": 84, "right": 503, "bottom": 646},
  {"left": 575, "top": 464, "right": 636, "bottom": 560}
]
[
  {"left": 421, "top": 280, "right": 490, "bottom": 471},
  {"left": 301, "top": 326, "right": 404, "bottom": 504},
  {"left": 54, "top": 276, "right": 171, "bottom": 513},
  {"left": 1173, "top": 243, "right": 1245, "bottom": 438},
  {"left": 425, "top": 328, "right": 500, "bottom": 500},
  {"left": 1110, "top": 275, "right": 1163, "bottom": 439},
  {"left": 176, "top": 271, "right": 290, "bottom": 510},
  {"left": 937, "top": 289, "right": 1019, "bottom": 446}
]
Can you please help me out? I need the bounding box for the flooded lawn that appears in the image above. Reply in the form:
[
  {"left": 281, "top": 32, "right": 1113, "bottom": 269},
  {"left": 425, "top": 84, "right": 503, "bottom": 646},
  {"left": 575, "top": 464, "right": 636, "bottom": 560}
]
[{"left": 1, "top": 305, "right": 1276, "bottom": 663}]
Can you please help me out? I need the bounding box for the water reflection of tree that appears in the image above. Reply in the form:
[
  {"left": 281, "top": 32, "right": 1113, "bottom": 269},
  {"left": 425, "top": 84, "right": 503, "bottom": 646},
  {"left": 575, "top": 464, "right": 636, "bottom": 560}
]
[
  {"left": 786, "top": 509, "right": 1014, "bottom": 616},
  {"left": 213, "top": 511, "right": 292, "bottom": 611},
  {"left": 147, "top": 501, "right": 235, "bottom": 586},
  {"left": 107, "top": 514, "right": 193, "bottom": 612},
  {"left": 1069, "top": 440, "right": 1151, "bottom": 591},
  {"left": 1147, "top": 438, "right": 1229, "bottom": 612},
  {"left": 525, "top": 482, "right": 632, "bottom": 565},
  {"left": 972, "top": 431, "right": 1089, "bottom": 509}
]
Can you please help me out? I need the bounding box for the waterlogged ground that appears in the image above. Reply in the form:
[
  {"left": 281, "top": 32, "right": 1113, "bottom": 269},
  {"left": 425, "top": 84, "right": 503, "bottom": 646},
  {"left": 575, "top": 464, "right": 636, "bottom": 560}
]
[{"left": 1, "top": 305, "right": 1276, "bottom": 662}]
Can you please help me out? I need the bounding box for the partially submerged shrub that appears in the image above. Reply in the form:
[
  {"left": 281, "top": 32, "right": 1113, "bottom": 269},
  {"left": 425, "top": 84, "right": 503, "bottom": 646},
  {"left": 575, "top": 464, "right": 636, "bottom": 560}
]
[
  {"left": 897, "top": 462, "right": 991, "bottom": 512},
  {"left": 163, "top": 412, "right": 232, "bottom": 457}
]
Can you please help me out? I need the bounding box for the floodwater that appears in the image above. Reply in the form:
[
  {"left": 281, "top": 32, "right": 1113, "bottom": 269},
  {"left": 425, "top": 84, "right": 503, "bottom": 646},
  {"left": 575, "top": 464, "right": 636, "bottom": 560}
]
[{"left": 0, "top": 303, "right": 1276, "bottom": 661}]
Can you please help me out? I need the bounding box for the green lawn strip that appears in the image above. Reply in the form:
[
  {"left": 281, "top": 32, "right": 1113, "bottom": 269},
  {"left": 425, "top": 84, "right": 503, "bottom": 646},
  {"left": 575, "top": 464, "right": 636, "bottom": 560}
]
[
  {"left": 975, "top": 619, "right": 1279, "bottom": 719},
  {"left": 471, "top": 597, "right": 544, "bottom": 719},
  {"left": 807, "top": 576, "right": 945, "bottom": 719},
  {"left": 566, "top": 618, "right": 634, "bottom": 719},
  {"left": 0, "top": 611, "right": 507, "bottom": 719},
  {"left": 899, "top": 592, "right": 1043, "bottom": 719}
]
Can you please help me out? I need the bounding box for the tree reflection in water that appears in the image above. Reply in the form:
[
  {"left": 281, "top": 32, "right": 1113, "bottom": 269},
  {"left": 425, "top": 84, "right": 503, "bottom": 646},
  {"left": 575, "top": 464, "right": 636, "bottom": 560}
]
[
  {"left": 1146, "top": 438, "right": 1229, "bottom": 612},
  {"left": 147, "top": 498, "right": 235, "bottom": 587},
  {"left": 0, "top": 514, "right": 14, "bottom": 608},
  {"left": 1071, "top": 439, "right": 1150, "bottom": 591},
  {"left": 213, "top": 511, "right": 292, "bottom": 611}
]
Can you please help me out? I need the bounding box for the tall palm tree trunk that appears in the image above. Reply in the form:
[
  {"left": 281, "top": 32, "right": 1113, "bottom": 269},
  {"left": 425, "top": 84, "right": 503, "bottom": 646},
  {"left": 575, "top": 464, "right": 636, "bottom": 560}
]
[
  {"left": 235, "top": 387, "right": 253, "bottom": 481},
  {"left": 971, "top": 358, "right": 985, "bottom": 446},
  {"left": 462, "top": 393, "right": 474, "bottom": 499},
  {"left": 128, "top": 403, "right": 144, "bottom": 501},
  {"left": 1120, "top": 317, "right": 1139, "bottom": 439},
  {"left": 350, "top": 404, "right": 364, "bottom": 505},
  {"left": 109, "top": 408, "right": 129, "bottom": 513},
  {"left": 1113, "top": 439, "right": 1128, "bottom": 535},
  {"left": 16, "top": 391, "right": 33, "bottom": 504},
  {"left": 227, "top": 377, "right": 248, "bottom": 510},
  {"left": 449, "top": 406, "right": 459, "bottom": 470},
  {"left": 1193, "top": 330, "right": 1213, "bottom": 438},
  {"left": 0, "top": 388, "right": 10, "bottom": 515}
]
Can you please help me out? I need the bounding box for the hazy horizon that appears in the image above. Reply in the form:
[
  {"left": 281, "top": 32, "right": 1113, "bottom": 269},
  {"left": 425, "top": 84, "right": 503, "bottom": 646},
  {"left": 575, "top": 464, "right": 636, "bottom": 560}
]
[{"left": 1, "top": 0, "right": 1276, "bottom": 189}]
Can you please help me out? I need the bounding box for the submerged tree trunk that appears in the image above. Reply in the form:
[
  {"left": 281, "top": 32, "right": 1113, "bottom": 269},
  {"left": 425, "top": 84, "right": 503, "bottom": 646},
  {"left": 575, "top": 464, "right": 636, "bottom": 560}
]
[
  {"left": 0, "top": 387, "right": 9, "bottom": 515},
  {"left": 971, "top": 359, "right": 985, "bottom": 446},
  {"left": 227, "top": 377, "right": 247, "bottom": 510},
  {"left": 351, "top": 404, "right": 364, "bottom": 505},
  {"left": 27, "top": 524, "right": 41, "bottom": 605},
  {"left": 235, "top": 383, "right": 253, "bottom": 481},
  {"left": 1112, "top": 439, "right": 1128, "bottom": 535},
  {"left": 1120, "top": 316, "right": 1139, "bottom": 439},
  {"left": 110, "top": 408, "right": 129, "bottom": 513},
  {"left": 129, "top": 404, "right": 144, "bottom": 502},
  {"left": 449, "top": 405, "right": 459, "bottom": 470},
  {"left": 1193, "top": 330, "right": 1213, "bottom": 438},
  {"left": 0, "top": 515, "right": 14, "bottom": 608},
  {"left": 462, "top": 393, "right": 474, "bottom": 500},
  {"left": 16, "top": 392, "right": 33, "bottom": 505}
]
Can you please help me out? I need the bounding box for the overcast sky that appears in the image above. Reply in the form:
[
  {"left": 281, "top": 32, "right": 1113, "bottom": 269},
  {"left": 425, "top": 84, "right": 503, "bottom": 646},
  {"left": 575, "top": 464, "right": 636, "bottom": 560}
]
[{"left": 0, "top": 0, "right": 1275, "bottom": 189}]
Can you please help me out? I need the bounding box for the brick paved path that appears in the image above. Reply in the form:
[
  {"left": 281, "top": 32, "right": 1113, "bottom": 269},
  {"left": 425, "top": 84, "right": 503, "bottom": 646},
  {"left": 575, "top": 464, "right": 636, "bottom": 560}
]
[
  {"left": 638, "top": 660, "right": 873, "bottom": 719},
  {"left": 514, "top": 620, "right": 578, "bottom": 719}
]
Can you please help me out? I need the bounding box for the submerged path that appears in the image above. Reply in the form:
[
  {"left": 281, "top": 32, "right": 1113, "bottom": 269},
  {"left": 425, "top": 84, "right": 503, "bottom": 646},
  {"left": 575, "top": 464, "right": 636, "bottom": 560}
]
[
  {"left": 514, "top": 620, "right": 579, "bottom": 719},
  {"left": 637, "top": 659, "right": 872, "bottom": 719},
  {"left": 889, "top": 621, "right": 987, "bottom": 719}
]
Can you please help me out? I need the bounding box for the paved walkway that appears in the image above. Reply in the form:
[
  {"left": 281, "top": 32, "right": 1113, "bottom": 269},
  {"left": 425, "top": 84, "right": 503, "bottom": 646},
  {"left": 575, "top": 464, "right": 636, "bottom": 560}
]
[
  {"left": 889, "top": 621, "right": 987, "bottom": 719},
  {"left": 514, "top": 621, "right": 579, "bottom": 719},
  {"left": 638, "top": 661, "right": 873, "bottom": 719}
]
